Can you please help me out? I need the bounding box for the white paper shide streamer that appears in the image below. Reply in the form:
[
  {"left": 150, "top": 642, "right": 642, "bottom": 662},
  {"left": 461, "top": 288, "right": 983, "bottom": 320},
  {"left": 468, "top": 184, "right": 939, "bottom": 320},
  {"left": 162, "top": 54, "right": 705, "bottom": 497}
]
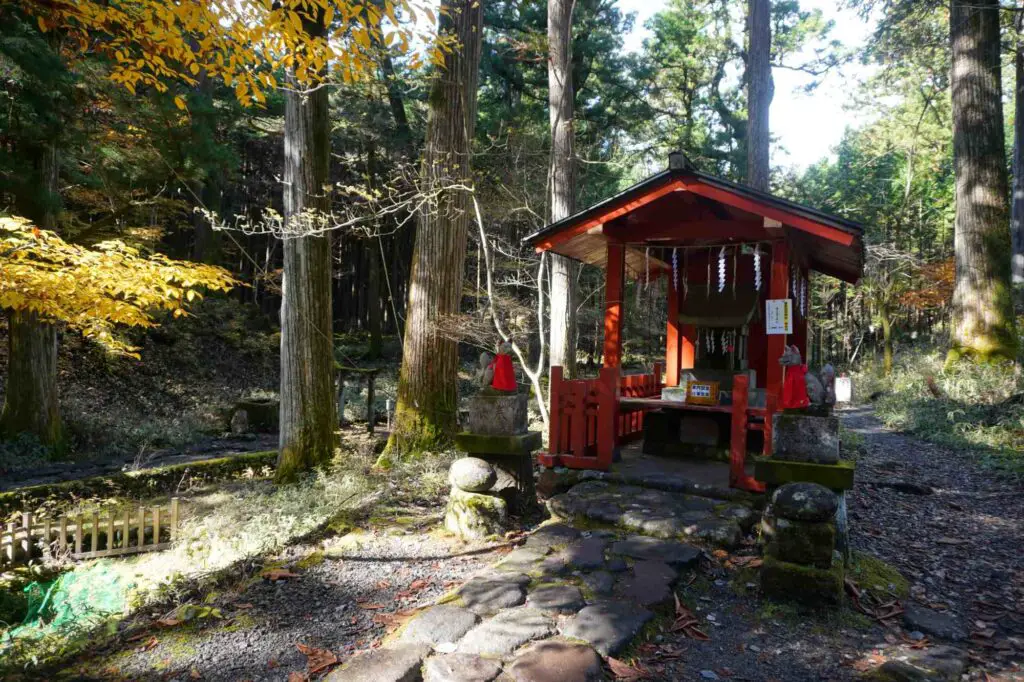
[
  {"left": 718, "top": 247, "right": 726, "bottom": 293},
  {"left": 753, "top": 245, "right": 762, "bottom": 291}
]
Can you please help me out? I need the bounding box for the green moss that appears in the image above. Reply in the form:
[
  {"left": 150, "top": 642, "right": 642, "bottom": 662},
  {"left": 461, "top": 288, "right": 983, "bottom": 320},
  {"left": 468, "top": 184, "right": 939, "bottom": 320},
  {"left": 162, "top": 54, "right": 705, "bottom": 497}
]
[
  {"left": 295, "top": 550, "right": 325, "bottom": 570},
  {"left": 453, "top": 432, "right": 541, "bottom": 456},
  {"left": 849, "top": 552, "right": 908, "bottom": 598},
  {"left": 760, "top": 555, "right": 844, "bottom": 607},
  {"left": 753, "top": 458, "right": 855, "bottom": 491}
]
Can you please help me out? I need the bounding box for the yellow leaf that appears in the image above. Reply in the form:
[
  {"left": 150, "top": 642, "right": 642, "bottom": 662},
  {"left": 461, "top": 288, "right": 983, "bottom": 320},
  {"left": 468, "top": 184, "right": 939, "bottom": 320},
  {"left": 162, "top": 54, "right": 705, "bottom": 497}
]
[
  {"left": 37, "top": 15, "right": 47, "bottom": 32},
  {"left": 173, "top": 95, "right": 186, "bottom": 110}
]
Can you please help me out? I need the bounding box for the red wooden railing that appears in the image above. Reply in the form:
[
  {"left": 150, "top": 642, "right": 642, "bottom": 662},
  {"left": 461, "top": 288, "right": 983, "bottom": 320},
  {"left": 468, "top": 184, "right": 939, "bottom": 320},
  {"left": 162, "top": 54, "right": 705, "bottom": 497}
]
[
  {"left": 617, "top": 363, "right": 663, "bottom": 444},
  {"left": 540, "top": 365, "right": 662, "bottom": 471}
]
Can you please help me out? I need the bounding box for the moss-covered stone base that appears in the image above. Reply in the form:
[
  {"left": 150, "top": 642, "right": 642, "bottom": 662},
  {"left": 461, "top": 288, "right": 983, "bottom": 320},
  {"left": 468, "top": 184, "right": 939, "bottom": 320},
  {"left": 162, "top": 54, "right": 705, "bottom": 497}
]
[
  {"left": 763, "top": 516, "right": 836, "bottom": 569},
  {"left": 444, "top": 488, "right": 507, "bottom": 540},
  {"left": 760, "top": 555, "right": 843, "bottom": 607},
  {"left": 754, "top": 458, "right": 855, "bottom": 491}
]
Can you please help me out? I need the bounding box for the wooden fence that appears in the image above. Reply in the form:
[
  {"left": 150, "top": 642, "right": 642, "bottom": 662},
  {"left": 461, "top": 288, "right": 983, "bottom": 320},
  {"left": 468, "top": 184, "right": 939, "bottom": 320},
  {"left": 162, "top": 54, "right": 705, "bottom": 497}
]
[{"left": 1, "top": 498, "right": 180, "bottom": 567}]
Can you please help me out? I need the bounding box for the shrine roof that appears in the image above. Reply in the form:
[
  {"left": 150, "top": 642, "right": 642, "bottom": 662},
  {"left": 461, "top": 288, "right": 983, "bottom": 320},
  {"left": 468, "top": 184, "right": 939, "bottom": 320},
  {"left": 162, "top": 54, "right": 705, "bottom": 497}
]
[{"left": 523, "top": 154, "right": 865, "bottom": 283}]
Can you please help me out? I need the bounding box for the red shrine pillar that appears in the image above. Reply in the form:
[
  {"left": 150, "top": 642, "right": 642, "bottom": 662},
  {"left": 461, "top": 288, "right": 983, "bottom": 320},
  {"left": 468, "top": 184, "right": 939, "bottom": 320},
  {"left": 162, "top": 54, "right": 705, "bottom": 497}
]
[
  {"left": 765, "top": 240, "right": 790, "bottom": 403},
  {"left": 681, "top": 323, "right": 697, "bottom": 370},
  {"left": 603, "top": 240, "right": 626, "bottom": 369},
  {"left": 665, "top": 278, "right": 680, "bottom": 386}
]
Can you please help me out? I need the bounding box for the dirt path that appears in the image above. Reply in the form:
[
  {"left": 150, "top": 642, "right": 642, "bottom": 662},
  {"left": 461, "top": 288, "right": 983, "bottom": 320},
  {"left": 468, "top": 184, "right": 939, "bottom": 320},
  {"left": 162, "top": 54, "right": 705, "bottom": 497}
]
[
  {"left": 843, "top": 405, "right": 1024, "bottom": 677},
  {"left": 650, "top": 405, "right": 1024, "bottom": 681}
]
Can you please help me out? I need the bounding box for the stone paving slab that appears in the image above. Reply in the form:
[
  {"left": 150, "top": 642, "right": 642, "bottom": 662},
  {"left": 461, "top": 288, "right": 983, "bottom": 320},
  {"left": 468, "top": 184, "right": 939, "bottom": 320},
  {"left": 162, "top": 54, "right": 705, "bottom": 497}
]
[
  {"left": 457, "top": 607, "right": 556, "bottom": 657},
  {"left": 616, "top": 560, "right": 678, "bottom": 607},
  {"left": 399, "top": 605, "right": 479, "bottom": 648},
  {"left": 422, "top": 653, "right": 505, "bottom": 682},
  {"left": 325, "top": 643, "right": 431, "bottom": 682},
  {"left": 609, "top": 535, "right": 702, "bottom": 567},
  {"left": 507, "top": 640, "right": 604, "bottom": 682},
  {"left": 457, "top": 572, "right": 531, "bottom": 615},
  {"left": 525, "top": 585, "right": 585, "bottom": 614},
  {"left": 560, "top": 600, "right": 654, "bottom": 656},
  {"left": 548, "top": 481, "right": 752, "bottom": 548}
]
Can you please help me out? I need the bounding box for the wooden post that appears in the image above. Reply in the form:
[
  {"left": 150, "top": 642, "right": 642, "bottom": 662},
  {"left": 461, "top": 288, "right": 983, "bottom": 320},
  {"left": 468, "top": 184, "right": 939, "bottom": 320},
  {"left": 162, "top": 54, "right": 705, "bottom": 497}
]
[
  {"left": 596, "top": 366, "right": 620, "bottom": 469},
  {"left": 74, "top": 514, "right": 83, "bottom": 555},
  {"left": 729, "top": 373, "right": 764, "bottom": 493},
  {"left": 138, "top": 505, "right": 146, "bottom": 548},
  {"left": 107, "top": 513, "right": 115, "bottom": 552},
  {"left": 122, "top": 509, "right": 131, "bottom": 549},
  {"left": 5, "top": 522, "right": 14, "bottom": 563},
  {"left": 681, "top": 324, "right": 697, "bottom": 371},
  {"left": 59, "top": 517, "right": 67, "bottom": 555},
  {"left": 603, "top": 240, "right": 626, "bottom": 369},
  {"left": 665, "top": 280, "right": 680, "bottom": 386},
  {"left": 91, "top": 512, "right": 99, "bottom": 554},
  {"left": 766, "top": 241, "right": 790, "bottom": 402},
  {"left": 154, "top": 506, "right": 162, "bottom": 546},
  {"left": 22, "top": 512, "right": 32, "bottom": 559},
  {"left": 169, "top": 498, "right": 180, "bottom": 542}
]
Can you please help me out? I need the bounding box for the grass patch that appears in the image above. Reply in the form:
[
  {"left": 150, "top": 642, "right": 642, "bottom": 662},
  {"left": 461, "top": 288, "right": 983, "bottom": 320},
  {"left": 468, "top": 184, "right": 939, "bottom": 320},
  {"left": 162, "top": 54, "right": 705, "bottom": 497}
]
[
  {"left": 1, "top": 441, "right": 460, "bottom": 673},
  {"left": 853, "top": 350, "right": 1024, "bottom": 475},
  {"left": 849, "top": 551, "right": 909, "bottom": 599}
]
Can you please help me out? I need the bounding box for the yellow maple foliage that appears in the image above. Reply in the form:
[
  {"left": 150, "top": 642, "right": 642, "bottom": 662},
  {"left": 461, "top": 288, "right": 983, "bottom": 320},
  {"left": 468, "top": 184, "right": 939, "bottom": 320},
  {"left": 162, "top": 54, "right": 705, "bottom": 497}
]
[
  {"left": 23, "top": 0, "right": 447, "bottom": 104},
  {"left": 0, "top": 216, "right": 237, "bottom": 357}
]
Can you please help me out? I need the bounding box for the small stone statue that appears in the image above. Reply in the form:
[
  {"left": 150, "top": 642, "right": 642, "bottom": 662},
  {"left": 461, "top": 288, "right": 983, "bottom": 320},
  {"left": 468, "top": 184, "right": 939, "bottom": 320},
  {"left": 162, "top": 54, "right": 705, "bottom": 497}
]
[
  {"left": 779, "top": 345, "right": 835, "bottom": 410},
  {"left": 474, "top": 352, "right": 495, "bottom": 390}
]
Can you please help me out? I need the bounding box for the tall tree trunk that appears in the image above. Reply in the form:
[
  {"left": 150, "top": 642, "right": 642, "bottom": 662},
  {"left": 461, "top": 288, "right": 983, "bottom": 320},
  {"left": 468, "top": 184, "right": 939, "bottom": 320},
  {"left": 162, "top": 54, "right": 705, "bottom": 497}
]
[
  {"left": 948, "top": 0, "right": 1019, "bottom": 363},
  {"left": 746, "top": 0, "right": 772, "bottom": 191},
  {"left": 367, "top": 238, "right": 383, "bottom": 358},
  {"left": 276, "top": 15, "right": 337, "bottom": 482},
  {"left": 386, "top": 0, "right": 483, "bottom": 456},
  {"left": 1013, "top": 12, "right": 1024, "bottom": 296},
  {"left": 2, "top": 140, "right": 63, "bottom": 449},
  {"left": 548, "top": 0, "right": 578, "bottom": 377}
]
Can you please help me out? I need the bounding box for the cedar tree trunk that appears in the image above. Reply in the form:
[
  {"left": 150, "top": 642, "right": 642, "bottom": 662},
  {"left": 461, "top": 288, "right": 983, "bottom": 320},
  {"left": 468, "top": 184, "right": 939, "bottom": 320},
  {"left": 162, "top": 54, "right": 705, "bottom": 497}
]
[
  {"left": 276, "top": 17, "right": 337, "bottom": 482},
  {"left": 948, "top": 0, "right": 1019, "bottom": 363},
  {"left": 2, "top": 141, "right": 62, "bottom": 449},
  {"left": 386, "top": 0, "right": 483, "bottom": 456},
  {"left": 548, "top": 0, "right": 579, "bottom": 377},
  {"left": 1013, "top": 14, "right": 1024, "bottom": 294},
  {"left": 746, "top": 0, "right": 772, "bottom": 191}
]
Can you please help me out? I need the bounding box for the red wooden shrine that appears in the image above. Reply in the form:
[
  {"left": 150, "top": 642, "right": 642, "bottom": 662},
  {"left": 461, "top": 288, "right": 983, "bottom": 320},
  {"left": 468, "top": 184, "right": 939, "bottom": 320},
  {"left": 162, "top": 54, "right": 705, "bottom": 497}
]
[{"left": 524, "top": 153, "right": 864, "bottom": 492}]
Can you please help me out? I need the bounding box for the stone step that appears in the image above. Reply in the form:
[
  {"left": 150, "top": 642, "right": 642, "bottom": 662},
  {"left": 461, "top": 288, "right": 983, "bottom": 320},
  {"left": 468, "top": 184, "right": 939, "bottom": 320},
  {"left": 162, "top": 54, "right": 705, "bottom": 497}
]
[
  {"left": 547, "top": 480, "right": 759, "bottom": 549},
  {"left": 540, "top": 465, "right": 763, "bottom": 506}
]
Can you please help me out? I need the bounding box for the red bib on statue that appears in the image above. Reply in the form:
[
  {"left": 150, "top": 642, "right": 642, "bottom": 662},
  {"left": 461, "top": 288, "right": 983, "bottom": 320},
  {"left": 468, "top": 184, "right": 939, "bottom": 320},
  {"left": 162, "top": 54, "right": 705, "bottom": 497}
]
[
  {"left": 490, "top": 354, "right": 517, "bottom": 392},
  {"left": 782, "top": 364, "right": 810, "bottom": 409}
]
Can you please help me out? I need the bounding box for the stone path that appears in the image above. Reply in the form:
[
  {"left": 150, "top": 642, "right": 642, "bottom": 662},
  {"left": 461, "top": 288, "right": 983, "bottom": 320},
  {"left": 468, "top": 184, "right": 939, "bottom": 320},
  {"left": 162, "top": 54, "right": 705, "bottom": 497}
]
[{"left": 326, "top": 523, "right": 705, "bottom": 681}]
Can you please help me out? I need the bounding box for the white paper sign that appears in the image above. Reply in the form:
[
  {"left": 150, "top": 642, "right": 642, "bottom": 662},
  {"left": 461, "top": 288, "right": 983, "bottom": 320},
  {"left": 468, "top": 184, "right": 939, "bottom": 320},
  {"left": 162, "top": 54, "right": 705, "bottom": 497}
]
[{"left": 766, "top": 299, "right": 793, "bottom": 335}]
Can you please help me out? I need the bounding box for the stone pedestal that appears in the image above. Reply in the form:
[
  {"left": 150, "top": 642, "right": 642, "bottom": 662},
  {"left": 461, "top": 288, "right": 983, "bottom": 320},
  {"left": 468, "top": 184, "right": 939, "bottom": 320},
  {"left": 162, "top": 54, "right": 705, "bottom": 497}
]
[
  {"left": 464, "top": 393, "right": 528, "bottom": 435},
  {"left": 760, "top": 482, "right": 844, "bottom": 607},
  {"left": 454, "top": 432, "right": 541, "bottom": 516},
  {"left": 771, "top": 413, "right": 839, "bottom": 463},
  {"left": 445, "top": 488, "right": 508, "bottom": 540}
]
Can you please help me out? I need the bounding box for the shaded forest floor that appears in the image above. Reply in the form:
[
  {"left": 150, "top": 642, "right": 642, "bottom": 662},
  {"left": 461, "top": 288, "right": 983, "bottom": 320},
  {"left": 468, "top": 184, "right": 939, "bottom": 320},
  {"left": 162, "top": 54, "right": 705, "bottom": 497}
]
[{"left": 20, "top": 405, "right": 1017, "bottom": 682}]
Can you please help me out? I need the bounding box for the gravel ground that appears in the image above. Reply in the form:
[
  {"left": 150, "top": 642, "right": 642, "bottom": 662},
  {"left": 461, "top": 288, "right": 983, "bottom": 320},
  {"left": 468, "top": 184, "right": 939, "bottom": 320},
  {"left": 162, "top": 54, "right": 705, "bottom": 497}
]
[
  {"left": 647, "top": 405, "right": 1024, "bottom": 681},
  {"left": 59, "top": 529, "right": 509, "bottom": 681}
]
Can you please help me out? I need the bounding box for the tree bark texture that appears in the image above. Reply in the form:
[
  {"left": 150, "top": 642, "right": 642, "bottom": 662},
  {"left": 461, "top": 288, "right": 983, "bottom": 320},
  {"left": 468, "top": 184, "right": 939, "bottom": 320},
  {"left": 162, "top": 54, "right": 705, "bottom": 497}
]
[
  {"left": 548, "top": 0, "right": 579, "bottom": 377},
  {"left": 948, "top": 0, "right": 1019, "bottom": 362},
  {"left": 1013, "top": 16, "right": 1024, "bottom": 292},
  {"left": 387, "top": 0, "right": 483, "bottom": 456},
  {"left": 276, "top": 20, "right": 337, "bottom": 482},
  {"left": 746, "top": 0, "right": 772, "bottom": 191},
  {"left": 2, "top": 140, "right": 63, "bottom": 449}
]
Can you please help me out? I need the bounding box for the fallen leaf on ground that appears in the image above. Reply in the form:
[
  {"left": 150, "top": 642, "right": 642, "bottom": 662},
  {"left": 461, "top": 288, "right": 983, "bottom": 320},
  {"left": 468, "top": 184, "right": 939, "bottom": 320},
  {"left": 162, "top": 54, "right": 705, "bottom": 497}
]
[
  {"left": 296, "top": 643, "right": 339, "bottom": 674},
  {"left": 154, "top": 618, "right": 182, "bottom": 628},
  {"left": 607, "top": 656, "right": 648, "bottom": 680},
  {"left": 262, "top": 568, "right": 300, "bottom": 581},
  {"left": 356, "top": 602, "right": 387, "bottom": 610},
  {"left": 287, "top": 673, "right": 306, "bottom": 682},
  {"left": 189, "top": 668, "right": 202, "bottom": 679},
  {"left": 139, "top": 636, "right": 159, "bottom": 652},
  {"left": 409, "top": 579, "right": 430, "bottom": 591}
]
